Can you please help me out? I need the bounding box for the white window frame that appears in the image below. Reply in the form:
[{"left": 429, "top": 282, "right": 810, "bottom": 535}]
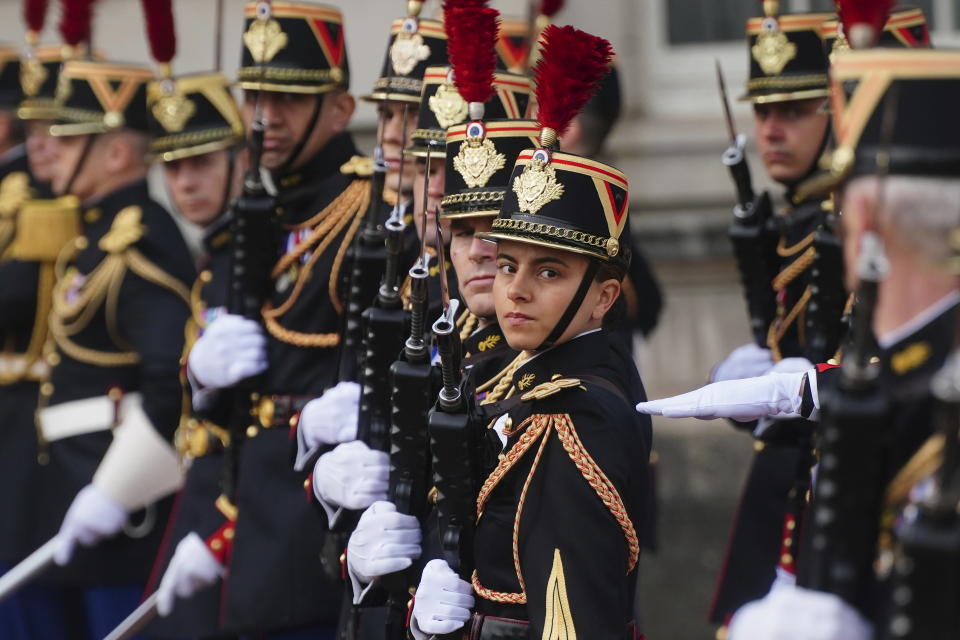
[{"left": 638, "top": 0, "right": 960, "bottom": 119}]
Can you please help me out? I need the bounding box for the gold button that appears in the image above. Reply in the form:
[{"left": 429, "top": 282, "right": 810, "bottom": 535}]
[
  {"left": 210, "top": 539, "right": 223, "bottom": 551},
  {"left": 108, "top": 387, "right": 123, "bottom": 401},
  {"left": 786, "top": 519, "right": 796, "bottom": 531},
  {"left": 753, "top": 441, "right": 765, "bottom": 452},
  {"left": 199, "top": 270, "right": 213, "bottom": 283},
  {"left": 223, "top": 527, "right": 235, "bottom": 540},
  {"left": 83, "top": 209, "right": 100, "bottom": 224},
  {"left": 40, "top": 382, "right": 54, "bottom": 396},
  {"left": 246, "top": 425, "right": 259, "bottom": 438},
  {"left": 75, "top": 236, "right": 89, "bottom": 250},
  {"left": 781, "top": 553, "right": 793, "bottom": 565},
  {"left": 303, "top": 478, "right": 310, "bottom": 489},
  {"left": 46, "top": 353, "right": 60, "bottom": 366}
]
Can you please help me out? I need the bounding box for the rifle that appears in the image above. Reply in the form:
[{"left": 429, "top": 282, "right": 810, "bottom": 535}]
[
  {"left": 795, "top": 229, "right": 890, "bottom": 612},
  {"left": 883, "top": 346, "right": 960, "bottom": 640},
  {"left": 428, "top": 218, "right": 480, "bottom": 612},
  {"left": 716, "top": 60, "right": 777, "bottom": 347},
  {"left": 795, "top": 88, "right": 904, "bottom": 610},
  {"left": 377, "top": 253, "right": 439, "bottom": 639}
]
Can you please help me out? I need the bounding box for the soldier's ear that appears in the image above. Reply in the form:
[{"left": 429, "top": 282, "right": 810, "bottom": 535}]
[
  {"left": 325, "top": 90, "right": 355, "bottom": 134},
  {"left": 590, "top": 277, "right": 621, "bottom": 323}
]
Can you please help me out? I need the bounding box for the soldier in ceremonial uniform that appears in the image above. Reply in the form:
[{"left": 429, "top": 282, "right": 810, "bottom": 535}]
[
  {"left": 32, "top": 57, "right": 195, "bottom": 637},
  {"left": 409, "top": 25, "right": 650, "bottom": 640},
  {"left": 639, "top": 46, "right": 960, "bottom": 640},
  {"left": 153, "top": 2, "right": 371, "bottom": 636},
  {"left": 0, "top": 38, "right": 79, "bottom": 640},
  {"left": 138, "top": 72, "right": 249, "bottom": 638}
]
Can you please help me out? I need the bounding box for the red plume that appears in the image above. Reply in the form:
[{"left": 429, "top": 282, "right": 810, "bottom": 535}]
[
  {"left": 24, "top": 0, "right": 49, "bottom": 34},
  {"left": 59, "top": 0, "right": 94, "bottom": 47},
  {"left": 836, "top": 0, "right": 893, "bottom": 47},
  {"left": 141, "top": 0, "right": 176, "bottom": 65},
  {"left": 447, "top": 6, "right": 499, "bottom": 104},
  {"left": 533, "top": 24, "right": 613, "bottom": 138},
  {"left": 539, "top": 0, "right": 564, "bottom": 18}
]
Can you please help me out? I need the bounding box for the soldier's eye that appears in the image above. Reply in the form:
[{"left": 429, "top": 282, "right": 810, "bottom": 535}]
[
  {"left": 497, "top": 263, "right": 516, "bottom": 275},
  {"left": 539, "top": 268, "right": 559, "bottom": 280}
]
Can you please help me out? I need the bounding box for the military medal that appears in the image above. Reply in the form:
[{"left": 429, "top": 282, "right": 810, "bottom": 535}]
[{"left": 453, "top": 121, "right": 505, "bottom": 188}]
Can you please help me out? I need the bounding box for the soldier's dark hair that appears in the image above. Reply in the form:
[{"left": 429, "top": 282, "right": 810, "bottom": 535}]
[{"left": 577, "top": 65, "right": 621, "bottom": 158}]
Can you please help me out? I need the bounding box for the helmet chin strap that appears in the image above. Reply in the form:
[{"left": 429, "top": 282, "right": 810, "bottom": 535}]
[
  {"left": 275, "top": 93, "right": 324, "bottom": 177},
  {"left": 63, "top": 134, "right": 98, "bottom": 198},
  {"left": 218, "top": 146, "right": 238, "bottom": 216},
  {"left": 536, "top": 259, "right": 600, "bottom": 351}
]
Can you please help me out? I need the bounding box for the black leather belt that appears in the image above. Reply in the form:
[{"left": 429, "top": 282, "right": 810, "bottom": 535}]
[
  {"left": 469, "top": 614, "right": 638, "bottom": 640},
  {"left": 253, "top": 393, "right": 313, "bottom": 430}
]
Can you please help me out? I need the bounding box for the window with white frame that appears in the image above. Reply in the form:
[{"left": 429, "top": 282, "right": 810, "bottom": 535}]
[{"left": 641, "top": 0, "right": 957, "bottom": 118}]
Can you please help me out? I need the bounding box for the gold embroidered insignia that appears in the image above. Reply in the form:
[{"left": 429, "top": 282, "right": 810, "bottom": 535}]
[
  {"left": 829, "top": 32, "right": 851, "bottom": 63},
  {"left": 0, "top": 172, "right": 31, "bottom": 218},
  {"left": 429, "top": 82, "right": 468, "bottom": 129},
  {"left": 517, "top": 373, "right": 536, "bottom": 390},
  {"left": 454, "top": 137, "right": 505, "bottom": 189},
  {"left": 55, "top": 68, "right": 72, "bottom": 104},
  {"left": 390, "top": 23, "right": 430, "bottom": 76},
  {"left": 477, "top": 334, "right": 501, "bottom": 352},
  {"left": 20, "top": 56, "right": 47, "bottom": 98},
  {"left": 513, "top": 154, "right": 564, "bottom": 214},
  {"left": 340, "top": 155, "right": 374, "bottom": 178},
  {"left": 244, "top": 18, "right": 289, "bottom": 64},
  {"left": 99, "top": 206, "right": 145, "bottom": 253},
  {"left": 752, "top": 19, "right": 796, "bottom": 75},
  {"left": 151, "top": 90, "right": 196, "bottom": 133},
  {"left": 521, "top": 377, "right": 583, "bottom": 402},
  {"left": 891, "top": 342, "right": 931, "bottom": 376},
  {"left": 542, "top": 549, "right": 576, "bottom": 640}
]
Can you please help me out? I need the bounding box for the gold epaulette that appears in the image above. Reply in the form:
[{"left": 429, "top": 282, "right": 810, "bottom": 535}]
[
  {"left": 49, "top": 206, "right": 191, "bottom": 368},
  {"left": 340, "top": 155, "right": 374, "bottom": 178},
  {"left": 262, "top": 174, "right": 369, "bottom": 346},
  {"left": 8, "top": 197, "right": 80, "bottom": 262}
]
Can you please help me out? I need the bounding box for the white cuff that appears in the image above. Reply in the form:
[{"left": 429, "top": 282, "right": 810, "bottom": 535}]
[
  {"left": 188, "top": 365, "right": 220, "bottom": 412},
  {"left": 313, "top": 480, "right": 345, "bottom": 529},
  {"left": 293, "top": 423, "right": 320, "bottom": 472},
  {"left": 347, "top": 563, "right": 379, "bottom": 606},
  {"left": 807, "top": 371, "right": 821, "bottom": 421},
  {"left": 92, "top": 398, "right": 184, "bottom": 510}
]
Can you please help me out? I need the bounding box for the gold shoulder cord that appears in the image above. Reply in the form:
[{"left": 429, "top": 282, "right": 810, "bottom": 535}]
[
  {"left": 457, "top": 310, "right": 478, "bottom": 342},
  {"left": 0, "top": 172, "right": 33, "bottom": 258},
  {"left": 49, "top": 207, "right": 191, "bottom": 368},
  {"left": 767, "top": 233, "right": 818, "bottom": 361},
  {"left": 262, "top": 178, "right": 368, "bottom": 348},
  {"left": 472, "top": 410, "right": 640, "bottom": 605}
]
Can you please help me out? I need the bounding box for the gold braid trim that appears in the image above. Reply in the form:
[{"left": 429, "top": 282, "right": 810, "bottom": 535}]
[
  {"left": 477, "top": 352, "right": 528, "bottom": 403},
  {"left": 885, "top": 433, "right": 945, "bottom": 507},
  {"left": 552, "top": 414, "right": 640, "bottom": 573},
  {"left": 457, "top": 310, "right": 478, "bottom": 342},
  {"left": 327, "top": 185, "right": 367, "bottom": 315},
  {"left": 767, "top": 286, "right": 813, "bottom": 361},
  {"left": 50, "top": 237, "right": 191, "bottom": 367},
  {"left": 262, "top": 180, "right": 368, "bottom": 346},
  {"left": 263, "top": 179, "right": 367, "bottom": 340},
  {"left": 777, "top": 232, "right": 816, "bottom": 258},
  {"left": 772, "top": 246, "right": 817, "bottom": 291}
]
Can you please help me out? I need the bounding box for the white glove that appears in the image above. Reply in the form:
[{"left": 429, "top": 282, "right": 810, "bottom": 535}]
[
  {"left": 410, "top": 559, "right": 474, "bottom": 640},
  {"left": 755, "top": 357, "right": 819, "bottom": 437},
  {"left": 711, "top": 343, "right": 775, "bottom": 383},
  {"left": 346, "top": 501, "right": 422, "bottom": 604},
  {"left": 156, "top": 532, "right": 224, "bottom": 617},
  {"left": 728, "top": 585, "right": 873, "bottom": 640},
  {"left": 54, "top": 484, "right": 127, "bottom": 566},
  {"left": 313, "top": 441, "right": 389, "bottom": 526},
  {"left": 636, "top": 370, "right": 810, "bottom": 422},
  {"left": 294, "top": 381, "right": 361, "bottom": 471},
  {"left": 187, "top": 314, "right": 267, "bottom": 391}
]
